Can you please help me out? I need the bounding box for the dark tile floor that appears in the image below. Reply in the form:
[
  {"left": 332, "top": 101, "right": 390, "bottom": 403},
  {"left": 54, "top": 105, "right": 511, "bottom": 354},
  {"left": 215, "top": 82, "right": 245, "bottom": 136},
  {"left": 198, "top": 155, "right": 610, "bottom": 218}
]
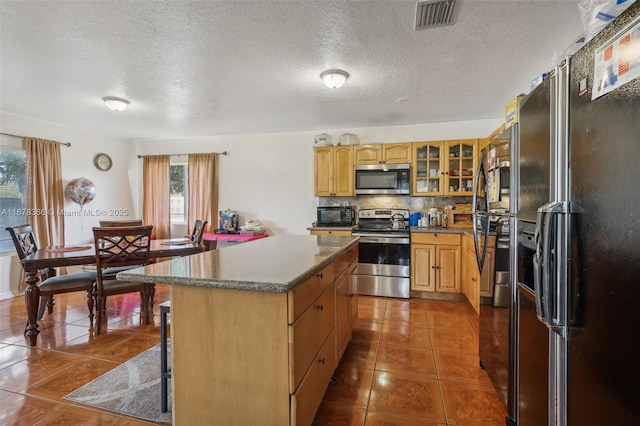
[{"left": 0, "top": 285, "right": 506, "bottom": 425}]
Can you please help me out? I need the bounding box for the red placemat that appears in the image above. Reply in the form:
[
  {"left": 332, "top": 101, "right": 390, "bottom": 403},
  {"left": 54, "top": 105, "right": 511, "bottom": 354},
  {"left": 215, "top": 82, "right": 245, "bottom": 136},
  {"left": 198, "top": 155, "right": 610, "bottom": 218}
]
[{"left": 45, "top": 245, "right": 91, "bottom": 253}]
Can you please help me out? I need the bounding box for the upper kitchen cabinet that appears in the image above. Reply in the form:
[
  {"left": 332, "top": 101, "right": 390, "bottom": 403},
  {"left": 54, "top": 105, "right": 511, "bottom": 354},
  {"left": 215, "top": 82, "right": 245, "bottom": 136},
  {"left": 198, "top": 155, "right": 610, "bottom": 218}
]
[
  {"left": 413, "top": 141, "right": 445, "bottom": 195},
  {"left": 314, "top": 146, "right": 354, "bottom": 197},
  {"left": 354, "top": 143, "right": 412, "bottom": 165},
  {"left": 412, "top": 139, "right": 478, "bottom": 196},
  {"left": 444, "top": 139, "right": 478, "bottom": 195}
]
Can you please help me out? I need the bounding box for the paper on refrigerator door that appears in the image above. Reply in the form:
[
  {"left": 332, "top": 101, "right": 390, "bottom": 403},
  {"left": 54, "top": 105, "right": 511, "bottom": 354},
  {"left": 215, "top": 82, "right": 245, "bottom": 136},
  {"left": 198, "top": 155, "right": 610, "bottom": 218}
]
[{"left": 592, "top": 16, "right": 640, "bottom": 100}]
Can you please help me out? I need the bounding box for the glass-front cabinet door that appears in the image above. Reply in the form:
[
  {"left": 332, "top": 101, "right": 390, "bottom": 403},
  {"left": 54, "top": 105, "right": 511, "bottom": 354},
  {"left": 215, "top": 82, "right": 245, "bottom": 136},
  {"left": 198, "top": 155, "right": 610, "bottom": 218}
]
[
  {"left": 444, "top": 139, "right": 477, "bottom": 195},
  {"left": 413, "top": 141, "right": 444, "bottom": 195}
]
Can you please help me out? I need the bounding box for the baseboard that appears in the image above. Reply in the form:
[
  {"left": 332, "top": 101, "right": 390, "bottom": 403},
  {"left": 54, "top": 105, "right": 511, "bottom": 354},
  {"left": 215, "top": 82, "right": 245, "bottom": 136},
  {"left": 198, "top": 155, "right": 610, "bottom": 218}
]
[{"left": 0, "top": 290, "right": 22, "bottom": 301}]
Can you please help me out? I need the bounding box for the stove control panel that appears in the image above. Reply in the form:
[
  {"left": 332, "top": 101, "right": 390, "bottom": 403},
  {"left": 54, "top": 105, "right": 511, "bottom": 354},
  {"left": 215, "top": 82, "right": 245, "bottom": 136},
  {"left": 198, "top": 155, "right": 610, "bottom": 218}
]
[{"left": 358, "top": 208, "right": 409, "bottom": 219}]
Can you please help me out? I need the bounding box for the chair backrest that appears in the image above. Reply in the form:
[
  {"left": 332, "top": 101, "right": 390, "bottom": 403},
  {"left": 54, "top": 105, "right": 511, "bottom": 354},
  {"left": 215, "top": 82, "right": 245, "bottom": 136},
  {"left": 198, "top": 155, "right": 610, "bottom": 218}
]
[
  {"left": 190, "top": 220, "right": 208, "bottom": 244},
  {"left": 5, "top": 224, "right": 38, "bottom": 260},
  {"left": 99, "top": 219, "right": 144, "bottom": 227},
  {"left": 93, "top": 226, "right": 153, "bottom": 274}
]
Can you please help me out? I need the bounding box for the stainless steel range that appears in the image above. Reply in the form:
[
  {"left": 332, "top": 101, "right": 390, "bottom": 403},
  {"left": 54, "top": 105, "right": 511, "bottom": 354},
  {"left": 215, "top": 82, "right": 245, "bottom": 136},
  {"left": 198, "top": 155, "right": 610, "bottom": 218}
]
[{"left": 352, "top": 208, "right": 410, "bottom": 298}]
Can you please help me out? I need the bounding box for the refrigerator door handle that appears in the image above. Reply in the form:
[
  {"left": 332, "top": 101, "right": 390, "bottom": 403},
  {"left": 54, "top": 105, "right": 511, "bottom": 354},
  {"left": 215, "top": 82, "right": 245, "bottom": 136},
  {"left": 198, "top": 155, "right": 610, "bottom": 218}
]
[
  {"left": 547, "top": 201, "right": 572, "bottom": 337},
  {"left": 474, "top": 212, "right": 489, "bottom": 272},
  {"left": 541, "top": 207, "right": 554, "bottom": 326},
  {"left": 472, "top": 152, "right": 489, "bottom": 272},
  {"left": 534, "top": 206, "right": 549, "bottom": 324},
  {"left": 535, "top": 201, "right": 570, "bottom": 329}
]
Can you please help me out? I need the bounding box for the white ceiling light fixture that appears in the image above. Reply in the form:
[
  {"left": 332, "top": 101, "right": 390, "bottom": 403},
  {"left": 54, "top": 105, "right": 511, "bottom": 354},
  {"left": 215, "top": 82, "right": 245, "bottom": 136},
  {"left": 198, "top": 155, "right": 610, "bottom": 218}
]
[
  {"left": 102, "top": 96, "right": 130, "bottom": 112},
  {"left": 320, "top": 69, "right": 349, "bottom": 89}
]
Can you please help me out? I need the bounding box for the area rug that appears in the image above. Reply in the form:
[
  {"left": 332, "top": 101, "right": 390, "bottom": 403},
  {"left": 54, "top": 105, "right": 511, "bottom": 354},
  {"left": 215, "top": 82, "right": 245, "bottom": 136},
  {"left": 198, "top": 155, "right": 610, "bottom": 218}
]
[{"left": 64, "top": 343, "right": 171, "bottom": 424}]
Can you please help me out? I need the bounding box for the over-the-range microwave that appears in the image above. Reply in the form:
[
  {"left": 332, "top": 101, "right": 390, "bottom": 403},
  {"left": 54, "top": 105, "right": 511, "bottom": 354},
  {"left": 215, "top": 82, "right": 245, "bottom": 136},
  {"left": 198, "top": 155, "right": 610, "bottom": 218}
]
[{"left": 355, "top": 164, "right": 411, "bottom": 195}]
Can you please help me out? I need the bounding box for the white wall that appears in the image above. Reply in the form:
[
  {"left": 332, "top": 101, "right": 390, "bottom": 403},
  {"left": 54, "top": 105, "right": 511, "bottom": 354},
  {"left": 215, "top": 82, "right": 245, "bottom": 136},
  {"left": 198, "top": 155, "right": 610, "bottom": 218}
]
[
  {"left": 0, "top": 113, "right": 501, "bottom": 300},
  {"left": 0, "top": 111, "right": 136, "bottom": 299},
  {"left": 136, "top": 118, "right": 502, "bottom": 236}
]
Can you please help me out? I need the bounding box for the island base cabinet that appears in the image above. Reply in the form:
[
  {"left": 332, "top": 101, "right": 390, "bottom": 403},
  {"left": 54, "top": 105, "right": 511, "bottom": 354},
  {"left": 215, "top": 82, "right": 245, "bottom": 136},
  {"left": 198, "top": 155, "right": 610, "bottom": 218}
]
[
  {"left": 171, "top": 285, "right": 290, "bottom": 426},
  {"left": 289, "top": 283, "right": 336, "bottom": 391},
  {"left": 291, "top": 330, "right": 336, "bottom": 426},
  {"left": 170, "top": 253, "right": 358, "bottom": 425}
]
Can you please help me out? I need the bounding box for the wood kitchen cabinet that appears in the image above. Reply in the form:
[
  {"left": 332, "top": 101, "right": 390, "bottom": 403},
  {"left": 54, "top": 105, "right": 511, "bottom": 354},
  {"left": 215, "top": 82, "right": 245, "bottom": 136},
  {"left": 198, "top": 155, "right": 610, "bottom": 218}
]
[
  {"left": 412, "top": 140, "right": 445, "bottom": 195},
  {"left": 462, "top": 236, "right": 480, "bottom": 314},
  {"left": 411, "top": 233, "right": 461, "bottom": 293},
  {"left": 354, "top": 143, "right": 412, "bottom": 165},
  {"left": 444, "top": 139, "right": 478, "bottom": 195},
  {"left": 335, "top": 245, "right": 358, "bottom": 363},
  {"left": 314, "top": 145, "right": 354, "bottom": 196},
  {"left": 480, "top": 246, "right": 496, "bottom": 300},
  {"left": 411, "top": 139, "right": 479, "bottom": 196},
  {"left": 462, "top": 233, "right": 496, "bottom": 314},
  {"left": 170, "top": 242, "right": 360, "bottom": 426}
]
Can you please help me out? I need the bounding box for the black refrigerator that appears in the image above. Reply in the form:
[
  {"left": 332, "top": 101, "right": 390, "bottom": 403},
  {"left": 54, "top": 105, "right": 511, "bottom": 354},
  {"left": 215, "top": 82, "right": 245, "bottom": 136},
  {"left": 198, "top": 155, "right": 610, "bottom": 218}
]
[
  {"left": 473, "top": 124, "right": 517, "bottom": 426},
  {"left": 520, "top": 4, "right": 640, "bottom": 425},
  {"left": 515, "top": 65, "right": 554, "bottom": 426}
]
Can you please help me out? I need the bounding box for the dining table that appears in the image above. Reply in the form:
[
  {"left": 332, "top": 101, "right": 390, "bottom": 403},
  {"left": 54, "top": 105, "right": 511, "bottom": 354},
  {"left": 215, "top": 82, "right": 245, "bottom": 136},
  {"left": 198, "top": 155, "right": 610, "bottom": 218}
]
[{"left": 20, "top": 238, "right": 205, "bottom": 346}]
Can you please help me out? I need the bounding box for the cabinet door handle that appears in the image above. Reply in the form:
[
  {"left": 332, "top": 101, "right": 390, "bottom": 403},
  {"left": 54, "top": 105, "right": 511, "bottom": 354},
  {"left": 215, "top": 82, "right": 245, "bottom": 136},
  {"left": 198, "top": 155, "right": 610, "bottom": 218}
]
[
  {"left": 316, "top": 304, "right": 324, "bottom": 311},
  {"left": 317, "top": 272, "right": 323, "bottom": 279},
  {"left": 432, "top": 265, "right": 436, "bottom": 269},
  {"left": 318, "top": 358, "right": 325, "bottom": 365},
  {"left": 471, "top": 277, "right": 477, "bottom": 282}
]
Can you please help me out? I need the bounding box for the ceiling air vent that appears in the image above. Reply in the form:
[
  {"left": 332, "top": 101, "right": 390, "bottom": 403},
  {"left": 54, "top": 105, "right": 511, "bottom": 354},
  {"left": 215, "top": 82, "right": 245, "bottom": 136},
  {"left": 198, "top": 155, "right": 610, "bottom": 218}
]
[{"left": 415, "top": 0, "right": 458, "bottom": 30}]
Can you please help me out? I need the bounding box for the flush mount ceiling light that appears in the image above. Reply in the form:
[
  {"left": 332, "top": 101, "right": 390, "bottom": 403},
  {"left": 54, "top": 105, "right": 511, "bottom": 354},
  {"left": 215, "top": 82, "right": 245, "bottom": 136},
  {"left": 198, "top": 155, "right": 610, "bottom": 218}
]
[
  {"left": 102, "top": 96, "right": 130, "bottom": 112},
  {"left": 320, "top": 69, "right": 349, "bottom": 89}
]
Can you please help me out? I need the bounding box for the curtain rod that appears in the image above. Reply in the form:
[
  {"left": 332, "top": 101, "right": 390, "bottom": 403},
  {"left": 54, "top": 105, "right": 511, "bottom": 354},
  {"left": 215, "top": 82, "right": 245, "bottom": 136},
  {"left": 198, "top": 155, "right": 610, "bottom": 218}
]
[
  {"left": 137, "top": 151, "right": 228, "bottom": 158},
  {"left": 0, "top": 132, "right": 71, "bottom": 147}
]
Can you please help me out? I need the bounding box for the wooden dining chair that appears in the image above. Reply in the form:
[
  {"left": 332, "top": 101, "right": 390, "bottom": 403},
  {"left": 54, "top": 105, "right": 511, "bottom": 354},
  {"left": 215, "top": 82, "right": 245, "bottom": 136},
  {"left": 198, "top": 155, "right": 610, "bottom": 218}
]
[
  {"left": 190, "top": 220, "right": 208, "bottom": 244},
  {"left": 5, "top": 224, "right": 97, "bottom": 325},
  {"left": 86, "top": 219, "right": 146, "bottom": 275},
  {"left": 92, "top": 225, "right": 154, "bottom": 334},
  {"left": 99, "top": 219, "right": 143, "bottom": 227}
]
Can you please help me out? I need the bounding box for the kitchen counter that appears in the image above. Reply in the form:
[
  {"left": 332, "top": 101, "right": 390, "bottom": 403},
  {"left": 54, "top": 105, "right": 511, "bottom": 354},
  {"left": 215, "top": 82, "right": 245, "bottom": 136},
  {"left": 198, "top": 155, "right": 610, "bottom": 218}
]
[
  {"left": 120, "top": 234, "right": 360, "bottom": 425},
  {"left": 410, "top": 226, "right": 471, "bottom": 234},
  {"left": 307, "top": 225, "right": 356, "bottom": 231},
  {"left": 202, "top": 231, "right": 269, "bottom": 243},
  {"left": 410, "top": 227, "right": 495, "bottom": 238},
  {"left": 118, "top": 234, "right": 359, "bottom": 293}
]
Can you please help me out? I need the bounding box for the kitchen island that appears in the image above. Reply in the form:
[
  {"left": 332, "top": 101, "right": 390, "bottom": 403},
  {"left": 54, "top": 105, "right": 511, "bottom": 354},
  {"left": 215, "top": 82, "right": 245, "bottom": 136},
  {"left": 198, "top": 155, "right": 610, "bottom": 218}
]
[{"left": 119, "top": 234, "right": 359, "bottom": 426}]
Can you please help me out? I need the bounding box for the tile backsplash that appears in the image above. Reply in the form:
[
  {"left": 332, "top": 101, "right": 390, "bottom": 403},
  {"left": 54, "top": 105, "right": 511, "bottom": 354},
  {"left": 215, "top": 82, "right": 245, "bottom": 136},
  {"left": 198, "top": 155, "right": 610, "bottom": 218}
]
[{"left": 319, "top": 195, "right": 473, "bottom": 215}]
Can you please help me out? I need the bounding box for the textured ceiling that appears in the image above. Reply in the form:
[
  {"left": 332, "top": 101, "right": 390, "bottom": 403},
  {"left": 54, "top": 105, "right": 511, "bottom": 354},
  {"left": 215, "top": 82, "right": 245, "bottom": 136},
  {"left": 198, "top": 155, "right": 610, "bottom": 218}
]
[{"left": 0, "top": 0, "right": 584, "bottom": 141}]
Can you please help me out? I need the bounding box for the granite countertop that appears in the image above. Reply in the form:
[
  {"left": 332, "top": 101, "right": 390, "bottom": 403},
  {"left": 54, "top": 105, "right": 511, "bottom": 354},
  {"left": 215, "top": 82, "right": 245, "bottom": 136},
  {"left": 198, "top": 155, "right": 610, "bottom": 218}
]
[
  {"left": 410, "top": 227, "right": 497, "bottom": 238},
  {"left": 307, "top": 225, "right": 356, "bottom": 231},
  {"left": 410, "top": 226, "right": 470, "bottom": 234},
  {"left": 118, "top": 234, "right": 359, "bottom": 294}
]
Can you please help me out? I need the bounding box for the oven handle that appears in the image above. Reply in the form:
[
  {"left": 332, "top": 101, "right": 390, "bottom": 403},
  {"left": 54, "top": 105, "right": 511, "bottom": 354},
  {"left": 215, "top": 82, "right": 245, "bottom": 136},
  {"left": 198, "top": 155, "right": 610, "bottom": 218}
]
[{"left": 353, "top": 235, "right": 410, "bottom": 244}]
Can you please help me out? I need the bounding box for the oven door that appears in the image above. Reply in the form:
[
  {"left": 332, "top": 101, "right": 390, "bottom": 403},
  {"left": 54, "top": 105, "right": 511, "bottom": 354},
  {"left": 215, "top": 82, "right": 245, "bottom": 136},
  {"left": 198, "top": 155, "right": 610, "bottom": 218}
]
[{"left": 354, "top": 234, "right": 411, "bottom": 298}]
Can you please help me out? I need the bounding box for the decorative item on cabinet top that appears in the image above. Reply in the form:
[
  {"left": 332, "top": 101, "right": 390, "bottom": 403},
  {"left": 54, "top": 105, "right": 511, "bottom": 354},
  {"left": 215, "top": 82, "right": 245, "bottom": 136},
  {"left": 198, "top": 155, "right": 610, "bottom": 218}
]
[
  {"left": 314, "top": 133, "right": 332, "bottom": 146},
  {"left": 314, "top": 133, "right": 361, "bottom": 147},
  {"left": 337, "top": 133, "right": 360, "bottom": 146}
]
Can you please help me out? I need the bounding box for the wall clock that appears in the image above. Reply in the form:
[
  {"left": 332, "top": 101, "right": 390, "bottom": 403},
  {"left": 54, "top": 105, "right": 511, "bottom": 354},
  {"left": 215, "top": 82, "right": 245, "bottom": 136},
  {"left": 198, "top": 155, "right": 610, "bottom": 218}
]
[{"left": 94, "top": 153, "right": 112, "bottom": 171}]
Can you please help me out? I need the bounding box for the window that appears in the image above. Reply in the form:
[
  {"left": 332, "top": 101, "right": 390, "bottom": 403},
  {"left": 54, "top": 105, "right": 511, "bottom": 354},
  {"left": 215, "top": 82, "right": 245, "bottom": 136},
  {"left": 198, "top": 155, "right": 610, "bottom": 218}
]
[
  {"left": 0, "top": 143, "right": 27, "bottom": 252},
  {"left": 170, "top": 161, "right": 188, "bottom": 224}
]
